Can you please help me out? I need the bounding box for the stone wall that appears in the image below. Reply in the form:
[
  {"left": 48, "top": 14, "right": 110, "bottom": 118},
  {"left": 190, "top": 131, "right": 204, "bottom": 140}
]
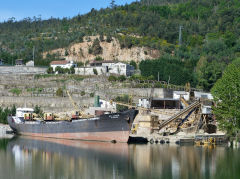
[
  {"left": 0, "top": 66, "right": 47, "bottom": 74},
  {"left": 0, "top": 74, "right": 174, "bottom": 112},
  {"left": 0, "top": 96, "right": 94, "bottom": 112}
]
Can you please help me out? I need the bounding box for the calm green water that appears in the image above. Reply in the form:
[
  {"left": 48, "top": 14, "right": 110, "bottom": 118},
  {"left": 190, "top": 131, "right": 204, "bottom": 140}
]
[{"left": 0, "top": 137, "right": 240, "bottom": 179}]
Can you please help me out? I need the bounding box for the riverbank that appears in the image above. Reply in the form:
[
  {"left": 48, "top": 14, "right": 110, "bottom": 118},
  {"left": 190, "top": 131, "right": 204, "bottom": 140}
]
[{"left": 0, "top": 124, "right": 13, "bottom": 139}]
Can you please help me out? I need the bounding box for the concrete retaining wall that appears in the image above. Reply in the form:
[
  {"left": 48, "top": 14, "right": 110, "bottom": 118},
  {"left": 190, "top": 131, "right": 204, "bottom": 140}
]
[
  {"left": 0, "top": 66, "right": 47, "bottom": 74},
  {"left": 0, "top": 96, "right": 95, "bottom": 112}
]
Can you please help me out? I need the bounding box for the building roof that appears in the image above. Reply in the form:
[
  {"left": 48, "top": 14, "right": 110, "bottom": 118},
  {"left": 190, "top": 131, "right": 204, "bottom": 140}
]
[
  {"left": 15, "top": 59, "right": 24, "bottom": 65},
  {"left": 173, "top": 91, "right": 189, "bottom": 95},
  {"left": 50, "top": 60, "right": 68, "bottom": 65},
  {"left": 152, "top": 98, "right": 180, "bottom": 101},
  {"left": 16, "top": 108, "right": 34, "bottom": 112},
  {"left": 90, "top": 60, "right": 116, "bottom": 64},
  {"left": 16, "top": 59, "right": 23, "bottom": 62}
]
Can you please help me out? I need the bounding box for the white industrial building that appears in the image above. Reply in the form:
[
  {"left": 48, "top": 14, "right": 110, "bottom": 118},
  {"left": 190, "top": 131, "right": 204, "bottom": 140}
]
[
  {"left": 50, "top": 60, "right": 76, "bottom": 71},
  {"left": 194, "top": 91, "right": 213, "bottom": 100},
  {"left": 26, "top": 60, "right": 34, "bottom": 67},
  {"left": 173, "top": 91, "right": 190, "bottom": 101},
  {"left": 138, "top": 98, "right": 150, "bottom": 108},
  {"left": 75, "top": 61, "right": 135, "bottom": 76},
  {"left": 99, "top": 99, "right": 116, "bottom": 110},
  {"left": 84, "top": 99, "right": 117, "bottom": 116},
  {"left": 75, "top": 66, "right": 106, "bottom": 75}
]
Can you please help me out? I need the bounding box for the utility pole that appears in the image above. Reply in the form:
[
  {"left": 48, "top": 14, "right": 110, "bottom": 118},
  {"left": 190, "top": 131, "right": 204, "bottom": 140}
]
[
  {"left": 178, "top": 25, "right": 183, "bottom": 46},
  {"left": 167, "top": 76, "right": 170, "bottom": 89},
  {"left": 32, "top": 46, "right": 35, "bottom": 65}
]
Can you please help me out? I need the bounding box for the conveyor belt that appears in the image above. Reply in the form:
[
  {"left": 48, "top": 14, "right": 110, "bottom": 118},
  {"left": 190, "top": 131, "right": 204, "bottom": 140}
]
[{"left": 159, "top": 100, "right": 201, "bottom": 130}]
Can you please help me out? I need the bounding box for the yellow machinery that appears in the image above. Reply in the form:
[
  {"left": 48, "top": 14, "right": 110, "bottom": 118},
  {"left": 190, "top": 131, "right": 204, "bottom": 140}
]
[
  {"left": 44, "top": 113, "right": 54, "bottom": 121},
  {"left": 24, "top": 113, "right": 33, "bottom": 120},
  {"left": 185, "top": 82, "right": 191, "bottom": 92},
  {"left": 24, "top": 113, "right": 44, "bottom": 121},
  {"left": 66, "top": 90, "right": 91, "bottom": 119},
  {"left": 180, "top": 96, "right": 189, "bottom": 107},
  {"left": 67, "top": 90, "right": 83, "bottom": 119},
  {"left": 195, "top": 137, "right": 216, "bottom": 147},
  {"left": 131, "top": 123, "right": 139, "bottom": 134}
]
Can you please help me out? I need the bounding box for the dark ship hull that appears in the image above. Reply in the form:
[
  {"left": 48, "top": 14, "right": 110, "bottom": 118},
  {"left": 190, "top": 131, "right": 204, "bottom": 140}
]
[{"left": 8, "top": 109, "right": 138, "bottom": 143}]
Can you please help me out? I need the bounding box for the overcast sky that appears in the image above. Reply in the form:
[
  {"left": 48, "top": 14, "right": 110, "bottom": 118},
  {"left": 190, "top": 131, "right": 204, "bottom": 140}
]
[{"left": 0, "top": 0, "right": 136, "bottom": 22}]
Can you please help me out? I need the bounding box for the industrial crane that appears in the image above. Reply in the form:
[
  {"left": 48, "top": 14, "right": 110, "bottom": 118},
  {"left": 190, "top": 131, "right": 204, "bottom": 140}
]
[{"left": 66, "top": 90, "right": 87, "bottom": 119}]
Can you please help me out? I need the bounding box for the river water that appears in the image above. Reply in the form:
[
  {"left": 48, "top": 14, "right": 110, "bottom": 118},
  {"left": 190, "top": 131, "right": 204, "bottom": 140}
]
[{"left": 0, "top": 137, "right": 239, "bottom": 179}]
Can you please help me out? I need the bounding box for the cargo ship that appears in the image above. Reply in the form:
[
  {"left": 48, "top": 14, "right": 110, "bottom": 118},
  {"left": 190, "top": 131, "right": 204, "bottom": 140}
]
[{"left": 8, "top": 108, "right": 138, "bottom": 143}]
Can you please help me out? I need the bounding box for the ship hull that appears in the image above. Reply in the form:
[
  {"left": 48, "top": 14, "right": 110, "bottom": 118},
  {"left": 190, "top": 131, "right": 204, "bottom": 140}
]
[
  {"left": 18, "top": 131, "right": 130, "bottom": 143},
  {"left": 8, "top": 109, "right": 138, "bottom": 143}
]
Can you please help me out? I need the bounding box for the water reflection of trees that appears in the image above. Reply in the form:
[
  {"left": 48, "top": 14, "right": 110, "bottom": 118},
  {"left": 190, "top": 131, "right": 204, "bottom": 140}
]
[
  {"left": 130, "top": 144, "right": 227, "bottom": 179},
  {"left": 1, "top": 137, "right": 239, "bottom": 179}
]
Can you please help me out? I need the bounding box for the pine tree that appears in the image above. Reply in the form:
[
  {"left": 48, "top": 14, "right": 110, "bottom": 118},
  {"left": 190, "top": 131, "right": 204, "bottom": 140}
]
[{"left": 110, "top": 0, "right": 116, "bottom": 8}]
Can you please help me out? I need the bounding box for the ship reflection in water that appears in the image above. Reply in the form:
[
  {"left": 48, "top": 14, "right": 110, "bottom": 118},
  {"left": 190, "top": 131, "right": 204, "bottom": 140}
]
[{"left": 0, "top": 137, "right": 239, "bottom": 179}]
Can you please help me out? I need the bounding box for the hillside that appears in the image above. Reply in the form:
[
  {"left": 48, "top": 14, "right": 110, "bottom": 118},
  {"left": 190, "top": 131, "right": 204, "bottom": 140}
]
[{"left": 0, "top": 0, "right": 240, "bottom": 90}]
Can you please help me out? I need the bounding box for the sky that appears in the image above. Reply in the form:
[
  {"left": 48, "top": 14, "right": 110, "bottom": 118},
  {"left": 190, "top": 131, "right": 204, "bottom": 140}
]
[{"left": 0, "top": 0, "right": 136, "bottom": 22}]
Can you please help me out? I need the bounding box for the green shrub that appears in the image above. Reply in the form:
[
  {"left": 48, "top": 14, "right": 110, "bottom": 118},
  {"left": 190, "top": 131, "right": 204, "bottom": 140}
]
[
  {"left": 115, "top": 94, "right": 129, "bottom": 112},
  {"left": 9, "top": 88, "right": 22, "bottom": 96},
  {"left": 81, "top": 91, "right": 85, "bottom": 96},
  {"left": 47, "top": 67, "right": 54, "bottom": 74},
  {"left": 130, "top": 60, "right": 137, "bottom": 69},
  {"left": 65, "top": 49, "right": 69, "bottom": 56},
  {"left": 56, "top": 88, "right": 63, "bottom": 97},
  {"left": 34, "top": 105, "right": 43, "bottom": 115},
  {"left": 64, "top": 68, "right": 70, "bottom": 74},
  {"left": 55, "top": 66, "right": 65, "bottom": 74},
  {"left": 118, "top": 75, "right": 126, "bottom": 82},
  {"left": 95, "top": 56, "right": 104, "bottom": 61},
  {"left": 108, "top": 75, "right": 117, "bottom": 82},
  {"left": 77, "top": 62, "right": 84, "bottom": 67},
  {"left": 93, "top": 69, "right": 98, "bottom": 75},
  {"left": 106, "top": 35, "right": 112, "bottom": 43}
]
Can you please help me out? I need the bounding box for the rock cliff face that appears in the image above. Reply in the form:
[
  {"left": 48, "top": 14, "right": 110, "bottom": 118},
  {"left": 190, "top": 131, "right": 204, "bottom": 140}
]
[{"left": 43, "top": 36, "right": 160, "bottom": 62}]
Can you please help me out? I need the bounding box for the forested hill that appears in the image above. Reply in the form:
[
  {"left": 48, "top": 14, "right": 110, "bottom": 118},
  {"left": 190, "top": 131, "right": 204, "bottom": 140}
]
[{"left": 1, "top": 0, "right": 240, "bottom": 90}]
